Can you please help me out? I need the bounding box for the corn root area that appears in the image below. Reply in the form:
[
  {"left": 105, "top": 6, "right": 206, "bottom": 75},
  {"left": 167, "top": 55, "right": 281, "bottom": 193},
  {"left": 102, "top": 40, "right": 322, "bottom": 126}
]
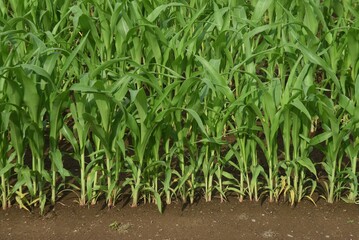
[{"left": 1, "top": 0, "right": 359, "bottom": 215}]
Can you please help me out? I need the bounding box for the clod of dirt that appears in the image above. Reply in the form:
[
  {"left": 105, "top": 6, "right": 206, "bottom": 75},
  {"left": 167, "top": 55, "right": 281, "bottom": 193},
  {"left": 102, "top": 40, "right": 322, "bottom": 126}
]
[
  {"left": 262, "top": 229, "right": 277, "bottom": 238},
  {"left": 109, "top": 221, "right": 132, "bottom": 234},
  {"left": 238, "top": 213, "right": 249, "bottom": 220},
  {"left": 118, "top": 223, "right": 132, "bottom": 234},
  {"left": 43, "top": 210, "right": 57, "bottom": 219}
]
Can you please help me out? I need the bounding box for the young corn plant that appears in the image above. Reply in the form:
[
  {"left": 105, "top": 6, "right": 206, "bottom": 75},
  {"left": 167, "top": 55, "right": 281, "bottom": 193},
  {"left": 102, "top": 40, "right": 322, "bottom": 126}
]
[
  {"left": 19, "top": 64, "right": 52, "bottom": 213},
  {"left": 168, "top": 78, "right": 202, "bottom": 204},
  {"left": 280, "top": 101, "right": 317, "bottom": 205},
  {"left": 5, "top": 75, "right": 30, "bottom": 211},
  {"left": 81, "top": 88, "right": 126, "bottom": 207},
  {"left": 48, "top": 91, "right": 71, "bottom": 205},
  {"left": 250, "top": 87, "right": 282, "bottom": 203},
  {"left": 230, "top": 120, "right": 262, "bottom": 202},
  {"left": 124, "top": 86, "right": 162, "bottom": 210},
  {"left": 195, "top": 56, "right": 235, "bottom": 202},
  {"left": 224, "top": 89, "right": 262, "bottom": 202},
  {"left": 278, "top": 58, "right": 317, "bottom": 204},
  {"left": 343, "top": 127, "right": 359, "bottom": 203},
  {"left": 311, "top": 95, "right": 348, "bottom": 203},
  {"left": 61, "top": 93, "right": 90, "bottom": 206},
  {"left": 338, "top": 85, "right": 359, "bottom": 203},
  {"left": 0, "top": 104, "right": 13, "bottom": 210}
]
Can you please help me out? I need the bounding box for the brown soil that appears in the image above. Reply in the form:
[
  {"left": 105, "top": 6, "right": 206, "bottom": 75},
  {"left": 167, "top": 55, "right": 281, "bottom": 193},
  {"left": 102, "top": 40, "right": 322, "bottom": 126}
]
[{"left": 1, "top": 195, "right": 358, "bottom": 240}]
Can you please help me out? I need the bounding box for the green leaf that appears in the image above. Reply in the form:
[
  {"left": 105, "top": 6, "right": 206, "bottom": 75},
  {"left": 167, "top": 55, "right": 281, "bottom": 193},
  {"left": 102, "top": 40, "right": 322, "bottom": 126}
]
[
  {"left": 0, "top": 163, "right": 15, "bottom": 176},
  {"left": 296, "top": 44, "right": 340, "bottom": 91},
  {"left": 347, "top": 28, "right": 359, "bottom": 67},
  {"left": 146, "top": 3, "right": 185, "bottom": 22},
  {"left": 50, "top": 149, "right": 71, "bottom": 178},
  {"left": 59, "top": 32, "right": 89, "bottom": 89},
  {"left": 297, "top": 157, "right": 317, "bottom": 176},
  {"left": 21, "top": 64, "right": 52, "bottom": 84},
  {"left": 90, "top": 58, "right": 129, "bottom": 79},
  {"left": 19, "top": 73, "right": 41, "bottom": 123},
  {"left": 310, "top": 132, "right": 332, "bottom": 146},
  {"left": 252, "top": 0, "right": 273, "bottom": 22},
  {"left": 184, "top": 108, "right": 208, "bottom": 138},
  {"left": 195, "top": 55, "right": 234, "bottom": 102},
  {"left": 291, "top": 98, "right": 311, "bottom": 120},
  {"left": 49, "top": 91, "right": 68, "bottom": 145},
  {"left": 339, "top": 94, "right": 355, "bottom": 115},
  {"left": 177, "top": 165, "right": 194, "bottom": 190},
  {"left": 145, "top": 31, "right": 162, "bottom": 64},
  {"left": 262, "top": 91, "right": 276, "bottom": 122},
  {"left": 303, "top": 4, "right": 318, "bottom": 34},
  {"left": 131, "top": 88, "right": 148, "bottom": 123}
]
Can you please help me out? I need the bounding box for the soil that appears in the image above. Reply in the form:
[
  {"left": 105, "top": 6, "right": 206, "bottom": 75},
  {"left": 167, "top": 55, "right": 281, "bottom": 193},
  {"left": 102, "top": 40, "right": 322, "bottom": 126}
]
[{"left": 1, "top": 195, "right": 358, "bottom": 240}]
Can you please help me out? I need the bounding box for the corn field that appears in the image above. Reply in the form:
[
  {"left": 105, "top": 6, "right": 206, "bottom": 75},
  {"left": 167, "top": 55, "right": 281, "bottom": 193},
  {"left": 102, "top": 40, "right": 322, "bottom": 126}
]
[{"left": 0, "top": 0, "right": 359, "bottom": 214}]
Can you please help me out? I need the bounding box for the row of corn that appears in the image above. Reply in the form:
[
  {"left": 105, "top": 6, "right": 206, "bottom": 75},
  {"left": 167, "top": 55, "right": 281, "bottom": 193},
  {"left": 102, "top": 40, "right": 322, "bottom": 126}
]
[{"left": 0, "top": 0, "right": 359, "bottom": 214}]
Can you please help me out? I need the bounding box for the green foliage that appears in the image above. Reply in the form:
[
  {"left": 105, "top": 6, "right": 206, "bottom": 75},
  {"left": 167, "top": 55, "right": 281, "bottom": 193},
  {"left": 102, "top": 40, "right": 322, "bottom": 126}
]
[{"left": 0, "top": 0, "right": 359, "bottom": 213}]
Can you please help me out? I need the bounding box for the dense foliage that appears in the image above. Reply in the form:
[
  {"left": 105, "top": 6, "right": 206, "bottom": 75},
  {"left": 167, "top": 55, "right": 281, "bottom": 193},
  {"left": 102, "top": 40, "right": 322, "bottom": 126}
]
[{"left": 1, "top": 0, "right": 359, "bottom": 214}]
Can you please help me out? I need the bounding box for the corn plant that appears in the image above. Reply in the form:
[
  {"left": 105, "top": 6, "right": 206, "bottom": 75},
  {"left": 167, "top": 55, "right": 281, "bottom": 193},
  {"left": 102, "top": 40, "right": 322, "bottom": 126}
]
[
  {"left": 0, "top": 103, "right": 13, "bottom": 210},
  {"left": 79, "top": 84, "right": 127, "bottom": 207},
  {"left": 61, "top": 92, "right": 90, "bottom": 206},
  {"left": 48, "top": 91, "right": 71, "bottom": 205}
]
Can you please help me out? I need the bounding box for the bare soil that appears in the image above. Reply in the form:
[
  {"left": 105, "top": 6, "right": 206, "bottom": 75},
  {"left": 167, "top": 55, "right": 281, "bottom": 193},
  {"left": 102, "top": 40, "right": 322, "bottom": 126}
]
[{"left": 1, "top": 194, "right": 358, "bottom": 240}]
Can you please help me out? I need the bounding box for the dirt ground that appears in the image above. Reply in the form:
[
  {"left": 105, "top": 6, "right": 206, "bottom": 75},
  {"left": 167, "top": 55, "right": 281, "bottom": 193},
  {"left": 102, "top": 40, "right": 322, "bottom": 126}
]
[{"left": 0, "top": 194, "right": 359, "bottom": 240}]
